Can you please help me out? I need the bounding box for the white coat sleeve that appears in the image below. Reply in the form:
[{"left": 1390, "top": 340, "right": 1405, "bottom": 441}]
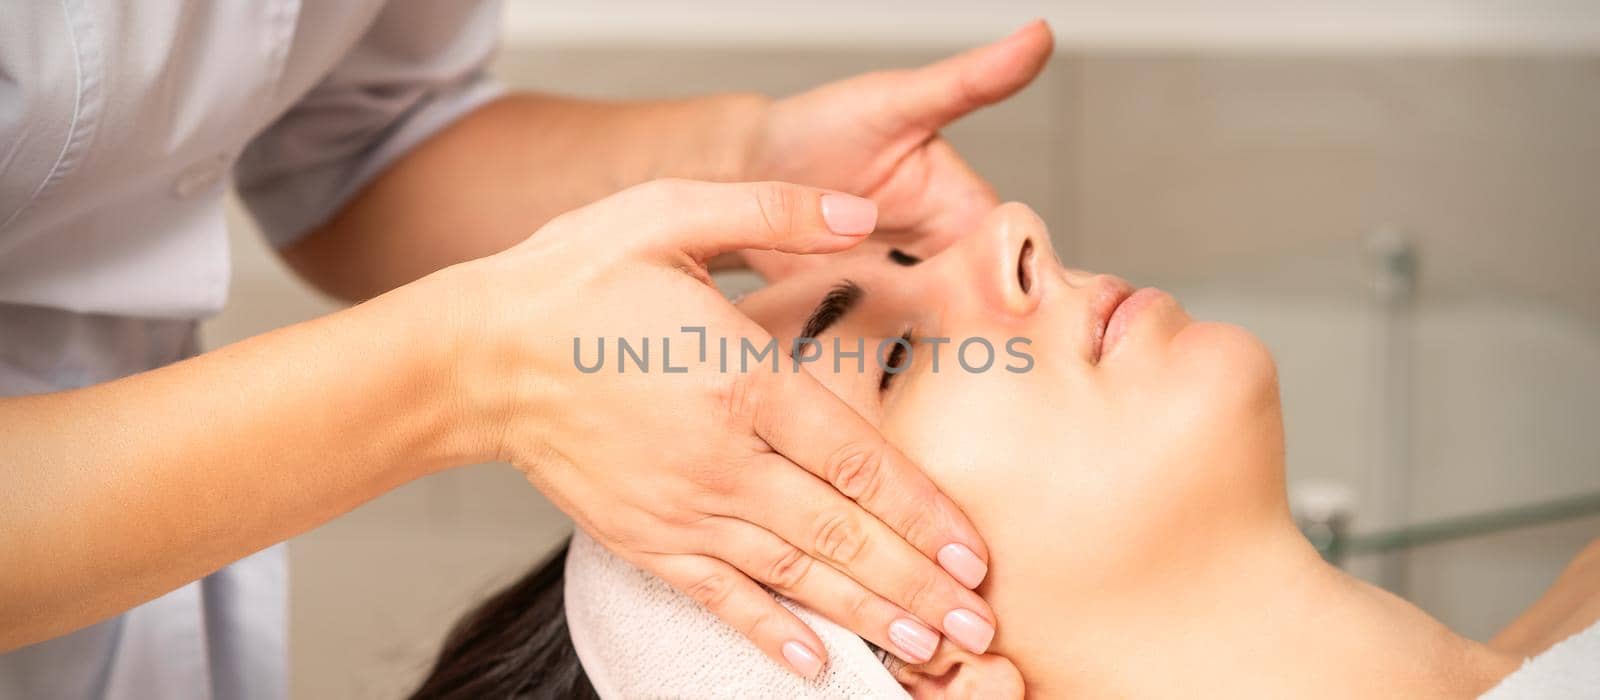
[{"left": 234, "top": 0, "right": 507, "bottom": 248}]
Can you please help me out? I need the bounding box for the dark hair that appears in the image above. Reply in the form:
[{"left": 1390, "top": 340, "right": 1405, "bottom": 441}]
[{"left": 409, "top": 539, "right": 597, "bottom": 700}]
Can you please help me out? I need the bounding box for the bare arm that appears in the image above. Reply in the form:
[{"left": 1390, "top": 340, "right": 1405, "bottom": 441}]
[
  {"left": 281, "top": 92, "right": 767, "bottom": 301},
  {"left": 0, "top": 271, "right": 483, "bottom": 651},
  {"left": 3, "top": 181, "right": 1004, "bottom": 674},
  {"left": 1491, "top": 538, "right": 1600, "bottom": 658},
  {"left": 281, "top": 22, "right": 1055, "bottom": 303}
]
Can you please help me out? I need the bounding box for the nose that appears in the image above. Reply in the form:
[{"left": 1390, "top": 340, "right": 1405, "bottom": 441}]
[{"left": 937, "top": 202, "right": 1059, "bottom": 316}]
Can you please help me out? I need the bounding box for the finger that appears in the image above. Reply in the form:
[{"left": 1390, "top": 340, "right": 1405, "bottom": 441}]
[
  {"left": 598, "top": 179, "right": 882, "bottom": 261},
  {"left": 750, "top": 365, "right": 992, "bottom": 589},
  {"left": 742, "top": 247, "right": 846, "bottom": 283},
  {"left": 885, "top": 19, "right": 1054, "bottom": 131},
  {"left": 698, "top": 516, "right": 947, "bottom": 664},
  {"left": 867, "top": 137, "right": 999, "bottom": 253},
  {"left": 725, "top": 453, "right": 997, "bottom": 655},
  {"left": 743, "top": 249, "right": 810, "bottom": 282},
  {"left": 649, "top": 552, "right": 829, "bottom": 679}
]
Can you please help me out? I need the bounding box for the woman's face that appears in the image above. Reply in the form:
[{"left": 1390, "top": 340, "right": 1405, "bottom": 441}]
[{"left": 737, "top": 203, "right": 1289, "bottom": 683}]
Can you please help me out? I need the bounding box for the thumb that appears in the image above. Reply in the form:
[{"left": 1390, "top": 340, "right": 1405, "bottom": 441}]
[
  {"left": 616, "top": 179, "right": 879, "bottom": 262},
  {"left": 887, "top": 19, "right": 1054, "bottom": 131}
]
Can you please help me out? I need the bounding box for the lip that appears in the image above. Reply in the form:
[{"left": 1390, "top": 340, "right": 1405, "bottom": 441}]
[
  {"left": 1100, "top": 287, "right": 1166, "bottom": 360},
  {"left": 1086, "top": 276, "right": 1135, "bottom": 363}
]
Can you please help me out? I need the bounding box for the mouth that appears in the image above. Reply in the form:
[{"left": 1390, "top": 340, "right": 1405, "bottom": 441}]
[
  {"left": 1086, "top": 276, "right": 1135, "bottom": 363},
  {"left": 1100, "top": 287, "right": 1166, "bottom": 360}
]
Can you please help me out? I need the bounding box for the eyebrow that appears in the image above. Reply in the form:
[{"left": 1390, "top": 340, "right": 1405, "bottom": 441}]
[
  {"left": 794, "top": 249, "right": 916, "bottom": 343},
  {"left": 799, "top": 280, "right": 864, "bottom": 340}
]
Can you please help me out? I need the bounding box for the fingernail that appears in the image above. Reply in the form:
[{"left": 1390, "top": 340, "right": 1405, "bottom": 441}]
[
  {"left": 782, "top": 640, "right": 824, "bottom": 678},
  {"left": 943, "top": 608, "right": 996, "bottom": 654},
  {"left": 938, "top": 543, "right": 988, "bottom": 589},
  {"left": 820, "top": 193, "right": 878, "bottom": 236},
  {"left": 888, "top": 618, "right": 939, "bottom": 663}
]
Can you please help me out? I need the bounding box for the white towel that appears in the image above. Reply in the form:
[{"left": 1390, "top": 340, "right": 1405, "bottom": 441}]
[
  {"left": 564, "top": 530, "right": 910, "bottom": 699},
  {"left": 1481, "top": 620, "right": 1600, "bottom": 699}
]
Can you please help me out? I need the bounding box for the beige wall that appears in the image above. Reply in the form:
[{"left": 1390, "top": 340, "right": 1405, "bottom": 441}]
[
  {"left": 207, "top": 46, "right": 1600, "bottom": 698},
  {"left": 500, "top": 0, "right": 1600, "bottom": 51}
]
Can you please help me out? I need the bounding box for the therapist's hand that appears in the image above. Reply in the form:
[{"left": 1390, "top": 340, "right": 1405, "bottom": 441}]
[
  {"left": 738, "top": 20, "right": 1054, "bottom": 280},
  {"left": 451, "top": 179, "right": 995, "bottom": 676}
]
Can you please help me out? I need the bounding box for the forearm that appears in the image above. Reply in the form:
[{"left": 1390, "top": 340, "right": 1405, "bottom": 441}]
[
  {"left": 0, "top": 269, "right": 485, "bottom": 650},
  {"left": 282, "top": 92, "right": 769, "bottom": 301},
  {"left": 1491, "top": 538, "right": 1600, "bottom": 658}
]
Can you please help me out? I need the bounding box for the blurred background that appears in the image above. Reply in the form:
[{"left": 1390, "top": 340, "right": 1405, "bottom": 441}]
[{"left": 204, "top": 2, "right": 1600, "bottom": 697}]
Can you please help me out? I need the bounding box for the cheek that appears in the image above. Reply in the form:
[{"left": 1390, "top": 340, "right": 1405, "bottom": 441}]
[
  {"left": 878, "top": 367, "right": 1124, "bottom": 575},
  {"left": 880, "top": 325, "right": 1286, "bottom": 585},
  {"left": 879, "top": 368, "right": 1076, "bottom": 531},
  {"left": 879, "top": 380, "right": 1072, "bottom": 643},
  {"left": 881, "top": 375, "right": 1009, "bottom": 491}
]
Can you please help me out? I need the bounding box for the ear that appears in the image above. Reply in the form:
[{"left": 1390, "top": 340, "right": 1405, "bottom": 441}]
[{"left": 892, "top": 640, "right": 1024, "bottom": 699}]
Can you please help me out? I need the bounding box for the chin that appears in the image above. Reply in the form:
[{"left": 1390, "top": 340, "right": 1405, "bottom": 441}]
[{"left": 1171, "top": 321, "right": 1281, "bottom": 416}]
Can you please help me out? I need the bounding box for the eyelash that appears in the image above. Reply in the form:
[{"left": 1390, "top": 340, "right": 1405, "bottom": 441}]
[
  {"left": 879, "top": 331, "right": 914, "bottom": 392},
  {"left": 888, "top": 248, "right": 922, "bottom": 266}
]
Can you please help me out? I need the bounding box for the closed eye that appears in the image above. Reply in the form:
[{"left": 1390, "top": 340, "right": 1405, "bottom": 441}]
[
  {"left": 888, "top": 248, "right": 922, "bottom": 266},
  {"left": 880, "top": 331, "right": 913, "bottom": 392}
]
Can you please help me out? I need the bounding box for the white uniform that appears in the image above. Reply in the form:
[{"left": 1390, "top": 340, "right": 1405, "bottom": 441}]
[{"left": 0, "top": 2, "right": 504, "bottom": 697}]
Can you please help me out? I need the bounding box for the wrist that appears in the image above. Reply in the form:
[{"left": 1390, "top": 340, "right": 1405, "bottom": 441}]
[
  {"left": 701, "top": 92, "right": 773, "bottom": 183},
  {"left": 373, "top": 263, "right": 505, "bottom": 473}
]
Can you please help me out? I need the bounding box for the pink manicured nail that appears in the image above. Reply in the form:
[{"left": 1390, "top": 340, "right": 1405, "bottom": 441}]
[
  {"left": 782, "top": 641, "right": 824, "bottom": 678},
  {"left": 888, "top": 618, "right": 939, "bottom": 662},
  {"left": 938, "top": 543, "right": 988, "bottom": 589},
  {"left": 943, "top": 609, "right": 996, "bottom": 654},
  {"left": 820, "top": 193, "right": 878, "bottom": 236}
]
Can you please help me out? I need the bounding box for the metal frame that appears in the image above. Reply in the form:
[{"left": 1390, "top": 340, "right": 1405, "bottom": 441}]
[{"left": 1310, "top": 490, "right": 1600, "bottom": 566}]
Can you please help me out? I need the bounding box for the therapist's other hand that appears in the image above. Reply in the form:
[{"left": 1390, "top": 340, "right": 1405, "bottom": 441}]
[
  {"left": 739, "top": 20, "right": 1054, "bottom": 280},
  {"left": 452, "top": 180, "right": 995, "bottom": 676}
]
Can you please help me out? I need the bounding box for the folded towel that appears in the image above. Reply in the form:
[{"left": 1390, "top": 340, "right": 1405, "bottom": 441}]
[
  {"left": 1481, "top": 619, "right": 1600, "bottom": 699},
  {"left": 564, "top": 530, "right": 910, "bottom": 699}
]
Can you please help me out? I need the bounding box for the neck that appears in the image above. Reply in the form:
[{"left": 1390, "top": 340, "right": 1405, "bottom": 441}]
[{"left": 1022, "top": 525, "right": 1517, "bottom": 698}]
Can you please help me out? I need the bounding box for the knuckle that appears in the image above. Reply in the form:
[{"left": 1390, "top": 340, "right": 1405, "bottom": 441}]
[
  {"left": 752, "top": 182, "right": 801, "bottom": 243},
  {"left": 812, "top": 510, "right": 869, "bottom": 567},
  {"left": 828, "top": 442, "right": 886, "bottom": 501},
  {"left": 955, "top": 70, "right": 987, "bottom": 113},
  {"left": 623, "top": 178, "right": 691, "bottom": 221},
  {"left": 896, "top": 505, "right": 940, "bottom": 552},
  {"left": 747, "top": 607, "right": 790, "bottom": 647},
  {"left": 541, "top": 207, "right": 581, "bottom": 233},
  {"left": 595, "top": 512, "right": 651, "bottom": 551},
  {"left": 900, "top": 571, "right": 942, "bottom": 616},
  {"left": 710, "top": 370, "right": 764, "bottom": 424},
  {"left": 682, "top": 449, "right": 751, "bottom": 502},
  {"left": 538, "top": 207, "right": 600, "bottom": 246},
  {"left": 763, "top": 546, "right": 813, "bottom": 592},
  {"left": 689, "top": 461, "right": 742, "bottom": 499},
  {"left": 633, "top": 177, "right": 687, "bottom": 200},
  {"left": 845, "top": 589, "right": 878, "bottom": 625},
  {"left": 684, "top": 572, "right": 737, "bottom": 612},
  {"left": 658, "top": 498, "right": 712, "bottom": 527}
]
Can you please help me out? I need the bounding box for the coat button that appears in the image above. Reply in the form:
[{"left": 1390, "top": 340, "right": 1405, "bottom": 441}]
[{"left": 173, "top": 153, "right": 231, "bottom": 197}]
